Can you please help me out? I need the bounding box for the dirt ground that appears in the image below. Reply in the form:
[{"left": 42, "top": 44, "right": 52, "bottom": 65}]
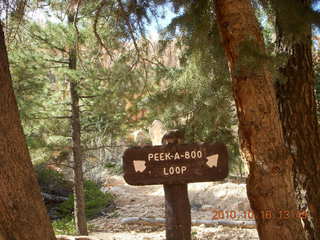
[{"left": 87, "top": 176, "right": 259, "bottom": 240}]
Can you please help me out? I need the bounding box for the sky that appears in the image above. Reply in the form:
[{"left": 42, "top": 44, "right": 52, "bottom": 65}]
[
  {"left": 146, "top": 4, "right": 178, "bottom": 40},
  {"left": 27, "top": 3, "right": 178, "bottom": 41}
]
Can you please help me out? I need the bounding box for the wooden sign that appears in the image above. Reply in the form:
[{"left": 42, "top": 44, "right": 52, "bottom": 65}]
[{"left": 123, "top": 142, "right": 228, "bottom": 185}]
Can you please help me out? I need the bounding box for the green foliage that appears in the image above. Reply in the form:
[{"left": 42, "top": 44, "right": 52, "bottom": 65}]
[
  {"left": 52, "top": 217, "right": 77, "bottom": 235},
  {"left": 8, "top": 0, "right": 151, "bottom": 166},
  {"left": 133, "top": 0, "right": 244, "bottom": 174},
  {"left": 104, "top": 162, "right": 123, "bottom": 175},
  {"left": 8, "top": 0, "right": 245, "bottom": 177},
  {"left": 34, "top": 163, "right": 64, "bottom": 186},
  {"left": 58, "top": 180, "right": 114, "bottom": 219},
  {"left": 141, "top": 43, "right": 240, "bottom": 171},
  {"left": 52, "top": 217, "right": 96, "bottom": 235},
  {"left": 34, "top": 161, "right": 72, "bottom": 195},
  {"left": 236, "top": 38, "right": 276, "bottom": 77}
]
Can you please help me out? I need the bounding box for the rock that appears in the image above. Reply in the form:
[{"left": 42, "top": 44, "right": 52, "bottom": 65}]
[
  {"left": 201, "top": 205, "right": 214, "bottom": 211},
  {"left": 42, "top": 192, "right": 70, "bottom": 220},
  {"left": 148, "top": 120, "right": 167, "bottom": 146},
  {"left": 237, "top": 201, "right": 249, "bottom": 211},
  {"left": 103, "top": 176, "right": 125, "bottom": 188},
  {"left": 132, "top": 130, "right": 150, "bottom": 145},
  {"left": 188, "top": 182, "right": 251, "bottom": 213},
  {"left": 199, "top": 224, "right": 206, "bottom": 228}
]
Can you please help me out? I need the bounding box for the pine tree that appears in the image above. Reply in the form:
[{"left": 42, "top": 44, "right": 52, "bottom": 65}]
[
  {"left": 0, "top": 14, "right": 56, "bottom": 240},
  {"left": 214, "top": 0, "right": 305, "bottom": 238},
  {"left": 142, "top": 0, "right": 320, "bottom": 237},
  {"left": 263, "top": 1, "right": 320, "bottom": 238},
  {"left": 8, "top": 1, "right": 154, "bottom": 234},
  {"left": 138, "top": 0, "right": 242, "bottom": 173}
]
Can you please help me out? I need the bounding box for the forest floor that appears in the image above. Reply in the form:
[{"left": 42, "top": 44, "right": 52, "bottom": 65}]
[{"left": 87, "top": 176, "right": 259, "bottom": 240}]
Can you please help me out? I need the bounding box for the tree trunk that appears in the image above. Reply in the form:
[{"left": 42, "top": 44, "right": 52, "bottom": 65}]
[
  {"left": 68, "top": 12, "right": 88, "bottom": 235},
  {"left": 275, "top": 1, "right": 320, "bottom": 238},
  {"left": 214, "top": 0, "right": 305, "bottom": 239},
  {"left": 0, "top": 23, "right": 56, "bottom": 240}
]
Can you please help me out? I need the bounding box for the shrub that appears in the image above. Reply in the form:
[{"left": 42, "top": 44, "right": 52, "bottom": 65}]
[
  {"left": 104, "top": 162, "right": 123, "bottom": 175},
  {"left": 34, "top": 162, "right": 72, "bottom": 196},
  {"left": 58, "top": 180, "right": 114, "bottom": 219},
  {"left": 52, "top": 217, "right": 76, "bottom": 235}
]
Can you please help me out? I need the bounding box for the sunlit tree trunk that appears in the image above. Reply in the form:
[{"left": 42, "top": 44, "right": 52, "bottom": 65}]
[
  {"left": 0, "top": 22, "right": 56, "bottom": 240},
  {"left": 214, "top": 0, "right": 305, "bottom": 239}
]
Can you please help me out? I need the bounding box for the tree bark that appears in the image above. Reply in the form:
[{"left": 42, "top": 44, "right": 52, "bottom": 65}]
[
  {"left": 275, "top": 1, "right": 320, "bottom": 238},
  {"left": 68, "top": 11, "right": 88, "bottom": 235},
  {"left": 0, "top": 22, "right": 56, "bottom": 240},
  {"left": 214, "top": 0, "right": 305, "bottom": 239}
]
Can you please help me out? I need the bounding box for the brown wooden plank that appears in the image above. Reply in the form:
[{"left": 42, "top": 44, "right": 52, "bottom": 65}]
[{"left": 123, "top": 142, "right": 228, "bottom": 185}]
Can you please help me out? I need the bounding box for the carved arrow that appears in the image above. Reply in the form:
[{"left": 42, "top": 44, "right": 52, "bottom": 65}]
[
  {"left": 206, "top": 154, "right": 219, "bottom": 168},
  {"left": 133, "top": 160, "right": 147, "bottom": 173}
]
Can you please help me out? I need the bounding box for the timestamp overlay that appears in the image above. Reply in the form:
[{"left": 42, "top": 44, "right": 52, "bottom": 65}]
[{"left": 212, "top": 210, "right": 308, "bottom": 220}]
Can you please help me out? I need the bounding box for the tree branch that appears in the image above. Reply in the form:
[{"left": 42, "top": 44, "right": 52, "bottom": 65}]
[
  {"left": 31, "top": 116, "right": 71, "bottom": 120},
  {"left": 28, "top": 32, "right": 67, "bottom": 53},
  {"left": 93, "top": 0, "right": 114, "bottom": 60},
  {"left": 84, "top": 145, "right": 128, "bottom": 151},
  {"left": 79, "top": 95, "right": 100, "bottom": 99},
  {"left": 117, "top": 0, "right": 141, "bottom": 59},
  {"left": 52, "top": 162, "right": 74, "bottom": 169},
  {"left": 44, "top": 58, "right": 69, "bottom": 64}
]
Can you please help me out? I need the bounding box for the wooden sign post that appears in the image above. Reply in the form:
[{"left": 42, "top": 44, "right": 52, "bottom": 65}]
[
  {"left": 162, "top": 130, "right": 191, "bottom": 240},
  {"left": 123, "top": 129, "right": 229, "bottom": 240}
]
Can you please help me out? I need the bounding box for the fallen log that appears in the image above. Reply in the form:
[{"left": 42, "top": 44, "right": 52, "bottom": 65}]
[
  {"left": 41, "top": 192, "right": 68, "bottom": 203},
  {"left": 56, "top": 235, "right": 101, "bottom": 240},
  {"left": 120, "top": 217, "right": 256, "bottom": 229},
  {"left": 121, "top": 217, "right": 165, "bottom": 226},
  {"left": 192, "top": 219, "right": 256, "bottom": 228}
]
